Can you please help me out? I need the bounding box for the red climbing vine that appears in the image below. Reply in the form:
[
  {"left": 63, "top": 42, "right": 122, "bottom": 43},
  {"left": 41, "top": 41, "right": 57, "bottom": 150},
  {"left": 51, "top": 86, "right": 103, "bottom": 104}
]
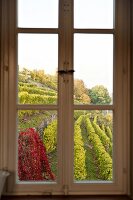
[{"left": 18, "top": 128, "right": 55, "bottom": 181}]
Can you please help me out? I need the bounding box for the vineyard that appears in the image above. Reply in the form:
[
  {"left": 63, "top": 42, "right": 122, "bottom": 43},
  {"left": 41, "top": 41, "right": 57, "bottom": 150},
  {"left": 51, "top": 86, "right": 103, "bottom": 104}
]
[
  {"left": 74, "top": 114, "right": 112, "bottom": 181},
  {"left": 18, "top": 69, "right": 113, "bottom": 182}
]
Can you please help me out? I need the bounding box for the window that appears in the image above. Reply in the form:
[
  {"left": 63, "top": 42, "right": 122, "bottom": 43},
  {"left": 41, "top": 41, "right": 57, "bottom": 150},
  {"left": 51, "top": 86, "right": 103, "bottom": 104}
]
[{"left": 0, "top": 0, "right": 130, "bottom": 195}]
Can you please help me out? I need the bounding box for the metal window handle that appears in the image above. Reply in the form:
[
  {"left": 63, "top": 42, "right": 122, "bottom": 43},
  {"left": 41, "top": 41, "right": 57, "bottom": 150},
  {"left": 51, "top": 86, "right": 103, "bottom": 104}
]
[{"left": 58, "top": 69, "right": 75, "bottom": 74}]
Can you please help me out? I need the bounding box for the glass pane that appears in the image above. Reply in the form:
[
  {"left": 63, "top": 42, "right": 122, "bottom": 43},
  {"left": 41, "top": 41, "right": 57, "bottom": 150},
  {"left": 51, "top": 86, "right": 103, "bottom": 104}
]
[
  {"left": 18, "top": 34, "right": 58, "bottom": 105},
  {"left": 74, "top": 0, "right": 114, "bottom": 29},
  {"left": 17, "top": 110, "right": 57, "bottom": 182},
  {"left": 18, "top": 0, "right": 58, "bottom": 28},
  {"left": 74, "top": 110, "right": 113, "bottom": 182},
  {"left": 74, "top": 34, "right": 113, "bottom": 105}
]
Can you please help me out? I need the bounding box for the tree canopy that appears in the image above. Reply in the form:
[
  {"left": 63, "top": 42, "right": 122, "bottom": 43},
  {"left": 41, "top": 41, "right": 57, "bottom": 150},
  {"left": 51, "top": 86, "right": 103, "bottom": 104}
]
[
  {"left": 88, "top": 85, "right": 111, "bottom": 105},
  {"left": 74, "top": 79, "right": 91, "bottom": 104}
]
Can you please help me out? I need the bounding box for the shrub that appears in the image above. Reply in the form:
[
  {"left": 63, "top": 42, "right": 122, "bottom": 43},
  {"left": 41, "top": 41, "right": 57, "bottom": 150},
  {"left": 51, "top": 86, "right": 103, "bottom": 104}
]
[
  {"left": 18, "top": 128, "right": 55, "bottom": 181},
  {"left": 106, "top": 126, "right": 113, "bottom": 141},
  {"left": 92, "top": 121, "right": 112, "bottom": 154},
  {"left": 43, "top": 120, "right": 57, "bottom": 153},
  {"left": 18, "top": 92, "right": 57, "bottom": 104},
  {"left": 74, "top": 121, "right": 87, "bottom": 180},
  {"left": 85, "top": 117, "right": 112, "bottom": 180},
  {"left": 18, "top": 85, "right": 57, "bottom": 96}
]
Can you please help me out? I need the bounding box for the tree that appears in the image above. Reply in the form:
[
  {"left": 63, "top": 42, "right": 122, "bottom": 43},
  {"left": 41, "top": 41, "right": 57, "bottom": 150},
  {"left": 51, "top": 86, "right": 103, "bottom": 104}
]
[
  {"left": 88, "top": 85, "right": 111, "bottom": 105},
  {"left": 74, "top": 79, "right": 91, "bottom": 104}
]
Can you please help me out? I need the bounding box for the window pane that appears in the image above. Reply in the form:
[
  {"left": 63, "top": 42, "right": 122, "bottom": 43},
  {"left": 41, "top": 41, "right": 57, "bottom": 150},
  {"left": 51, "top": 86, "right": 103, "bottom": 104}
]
[
  {"left": 17, "top": 110, "right": 57, "bottom": 182},
  {"left": 18, "top": 0, "right": 58, "bottom": 28},
  {"left": 74, "top": 110, "right": 113, "bottom": 182},
  {"left": 74, "top": 34, "right": 113, "bottom": 105},
  {"left": 74, "top": 0, "right": 114, "bottom": 29},
  {"left": 18, "top": 34, "right": 58, "bottom": 105}
]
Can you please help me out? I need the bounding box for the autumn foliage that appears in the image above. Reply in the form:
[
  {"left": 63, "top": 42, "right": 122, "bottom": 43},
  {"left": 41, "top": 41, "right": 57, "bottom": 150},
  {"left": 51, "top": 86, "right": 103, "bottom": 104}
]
[{"left": 18, "top": 128, "right": 55, "bottom": 181}]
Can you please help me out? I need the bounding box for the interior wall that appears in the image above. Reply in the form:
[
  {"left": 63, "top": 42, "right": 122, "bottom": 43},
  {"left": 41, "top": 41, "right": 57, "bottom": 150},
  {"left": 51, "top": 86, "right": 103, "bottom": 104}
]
[
  {"left": 131, "top": 0, "right": 133, "bottom": 198},
  {"left": 0, "top": 2, "right": 1, "bottom": 169}
]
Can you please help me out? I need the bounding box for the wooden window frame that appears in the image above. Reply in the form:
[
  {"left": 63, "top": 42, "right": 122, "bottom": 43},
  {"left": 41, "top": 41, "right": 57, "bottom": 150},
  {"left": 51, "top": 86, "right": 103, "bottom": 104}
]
[{"left": 0, "top": 0, "right": 130, "bottom": 195}]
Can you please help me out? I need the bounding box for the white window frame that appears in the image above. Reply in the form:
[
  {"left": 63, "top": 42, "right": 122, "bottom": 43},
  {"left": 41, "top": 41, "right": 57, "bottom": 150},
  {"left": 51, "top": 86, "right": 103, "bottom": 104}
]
[{"left": 0, "top": 0, "right": 130, "bottom": 195}]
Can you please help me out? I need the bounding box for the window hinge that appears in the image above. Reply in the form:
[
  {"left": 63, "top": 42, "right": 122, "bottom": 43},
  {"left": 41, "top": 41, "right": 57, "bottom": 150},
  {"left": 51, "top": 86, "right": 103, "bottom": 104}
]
[
  {"left": 42, "top": 191, "right": 52, "bottom": 195},
  {"left": 4, "top": 65, "right": 9, "bottom": 72},
  {"left": 63, "top": 185, "right": 69, "bottom": 195},
  {"left": 123, "top": 168, "right": 127, "bottom": 174}
]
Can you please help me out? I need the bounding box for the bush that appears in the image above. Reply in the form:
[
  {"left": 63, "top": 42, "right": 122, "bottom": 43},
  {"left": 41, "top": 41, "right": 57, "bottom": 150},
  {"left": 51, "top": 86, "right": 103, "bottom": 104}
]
[
  {"left": 92, "top": 121, "right": 112, "bottom": 154},
  {"left": 43, "top": 120, "right": 57, "bottom": 153},
  {"left": 74, "top": 120, "right": 87, "bottom": 180},
  {"left": 18, "top": 128, "right": 55, "bottom": 181},
  {"left": 85, "top": 117, "right": 112, "bottom": 180},
  {"left": 18, "top": 84, "right": 57, "bottom": 96},
  {"left": 106, "top": 126, "right": 113, "bottom": 141},
  {"left": 18, "top": 92, "right": 57, "bottom": 104}
]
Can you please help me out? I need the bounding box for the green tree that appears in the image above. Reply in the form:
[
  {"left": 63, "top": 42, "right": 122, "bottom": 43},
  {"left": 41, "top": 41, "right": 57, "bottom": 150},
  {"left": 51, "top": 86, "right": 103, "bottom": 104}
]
[{"left": 88, "top": 85, "right": 111, "bottom": 105}]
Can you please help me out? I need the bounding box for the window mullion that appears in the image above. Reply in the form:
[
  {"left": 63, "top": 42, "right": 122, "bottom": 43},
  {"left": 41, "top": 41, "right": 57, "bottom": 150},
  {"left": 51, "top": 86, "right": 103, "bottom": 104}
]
[
  {"left": 63, "top": 0, "right": 74, "bottom": 192},
  {"left": 58, "top": 0, "right": 74, "bottom": 193},
  {"left": 58, "top": 0, "right": 71, "bottom": 193},
  {"left": 17, "top": 28, "right": 59, "bottom": 34}
]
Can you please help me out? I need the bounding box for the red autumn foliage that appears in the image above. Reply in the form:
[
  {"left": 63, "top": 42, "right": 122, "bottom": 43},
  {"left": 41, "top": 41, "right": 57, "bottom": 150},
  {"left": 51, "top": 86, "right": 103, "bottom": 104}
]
[{"left": 18, "top": 128, "right": 55, "bottom": 181}]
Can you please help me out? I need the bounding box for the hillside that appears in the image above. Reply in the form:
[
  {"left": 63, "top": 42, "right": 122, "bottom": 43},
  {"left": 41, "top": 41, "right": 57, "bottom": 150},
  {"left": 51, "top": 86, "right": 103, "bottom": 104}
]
[{"left": 17, "top": 68, "right": 113, "bottom": 182}]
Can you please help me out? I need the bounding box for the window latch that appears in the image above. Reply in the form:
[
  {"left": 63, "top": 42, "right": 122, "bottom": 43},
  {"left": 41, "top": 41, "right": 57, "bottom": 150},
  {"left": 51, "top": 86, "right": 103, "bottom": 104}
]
[{"left": 58, "top": 69, "right": 75, "bottom": 74}]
